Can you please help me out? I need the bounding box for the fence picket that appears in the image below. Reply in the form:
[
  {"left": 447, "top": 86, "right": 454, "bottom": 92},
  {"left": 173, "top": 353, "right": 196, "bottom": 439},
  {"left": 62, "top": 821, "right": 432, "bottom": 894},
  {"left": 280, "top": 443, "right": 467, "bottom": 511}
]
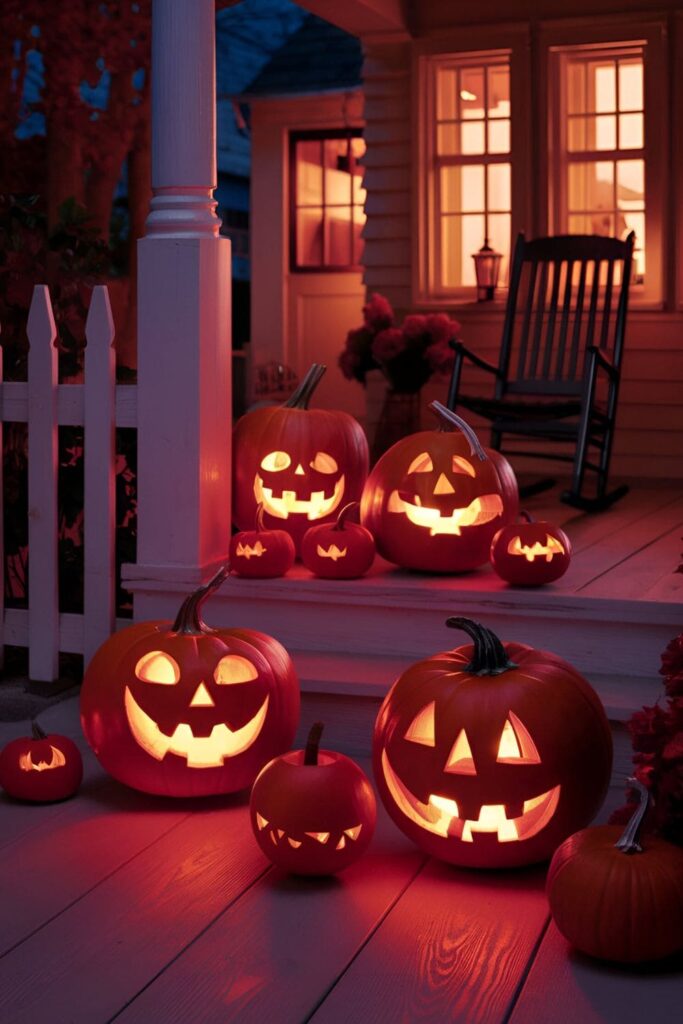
[
  {"left": 27, "top": 285, "right": 59, "bottom": 681},
  {"left": 83, "top": 286, "right": 116, "bottom": 668}
]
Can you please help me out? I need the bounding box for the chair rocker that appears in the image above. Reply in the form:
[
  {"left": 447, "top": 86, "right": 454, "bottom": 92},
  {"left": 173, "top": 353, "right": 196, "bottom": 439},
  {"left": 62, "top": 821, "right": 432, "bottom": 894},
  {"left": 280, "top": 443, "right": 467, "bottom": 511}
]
[{"left": 447, "top": 232, "right": 635, "bottom": 512}]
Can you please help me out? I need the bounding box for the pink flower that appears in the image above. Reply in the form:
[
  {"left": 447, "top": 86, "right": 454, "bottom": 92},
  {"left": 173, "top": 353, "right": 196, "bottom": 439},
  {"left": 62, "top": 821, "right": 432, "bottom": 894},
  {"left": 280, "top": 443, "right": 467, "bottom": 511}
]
[
  {"left": 425, "top": 340, "right": 456, "bottom": 376},
  {"left": 345, "top": 326, "right": 373, "bottom": 355},
  {"left": 426, "top": 313, "right": 461, "bottom": 346},
  {"left": 402, "top": 314, "right": 429, "bottom": 341},
  {"left": 371, "top": 327, "right": 405, "bottom": 363},
  {"left": 363, "top": 292, "right": 394, "bottom": 331},
  {"left": 338, "top": 349, "right": 362, "bottom": 380},
  {"left": 661, "top": 633, "right": 683, "bottom": 678}
]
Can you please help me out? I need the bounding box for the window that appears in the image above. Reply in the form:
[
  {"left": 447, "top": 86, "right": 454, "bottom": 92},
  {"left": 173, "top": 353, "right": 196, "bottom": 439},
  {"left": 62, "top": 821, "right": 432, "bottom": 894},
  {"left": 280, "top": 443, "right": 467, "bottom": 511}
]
[
  {"left": 290, "top": 131, "right": 367, "bottom": 271},
  {"left": 425, "top": 53, "right": 512, "bottom": 295},
  {"left": 551, "top": 45, "right": 646, "bottom": 283}
]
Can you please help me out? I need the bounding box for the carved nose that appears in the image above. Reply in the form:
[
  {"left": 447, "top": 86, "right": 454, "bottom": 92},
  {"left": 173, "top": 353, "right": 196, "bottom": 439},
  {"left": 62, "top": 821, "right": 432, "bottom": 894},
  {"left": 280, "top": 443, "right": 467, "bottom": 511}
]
[
  {"left": 295, "top": 464, "right": 305, "bottom": 475},
  {"left": 190, "top": 683, "right": 215, "bottom": 708},
  {"left": 433, "top": 473, "right": 455, "bottom": 495}
]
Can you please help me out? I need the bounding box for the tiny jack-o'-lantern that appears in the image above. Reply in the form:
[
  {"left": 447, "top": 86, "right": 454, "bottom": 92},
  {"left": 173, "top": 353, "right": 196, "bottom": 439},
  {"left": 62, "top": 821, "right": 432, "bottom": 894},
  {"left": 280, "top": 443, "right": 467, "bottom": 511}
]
[
  {"left": 373, "top": 617, "right": 612, "bottom": 868},
  {"left": 361, "top": 401, "right": 518, "bottom": 573},
  {"left": 230, "top": 503, "right": 296, "bottom": 578},
  {"left": 233, "top": 363, "right": 369, "bottom": 554},
  {"left": 301, "top": 502, "right": 376, "bottom": 579},
  {"left": 547, "top": 779, "right": 683, "bottom": 963},
  {"left": 81, "top": 566, "right": 300, "bottom": 797},
  {"left": 250, "top": 722, "right": 376, "bottom": 875},
  {"left": 0, "top": 722, "right": 83, "bottom": 802},
  {"left": 490, "top": 511, "right": 571, "bottom": 586}
]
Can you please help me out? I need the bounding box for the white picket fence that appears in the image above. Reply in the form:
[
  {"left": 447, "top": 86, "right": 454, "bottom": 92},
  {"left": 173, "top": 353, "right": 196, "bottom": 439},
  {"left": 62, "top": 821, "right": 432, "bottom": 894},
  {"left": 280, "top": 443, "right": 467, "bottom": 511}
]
[{"left": 0, "top": 284, "right": 136, "bottom": 681}]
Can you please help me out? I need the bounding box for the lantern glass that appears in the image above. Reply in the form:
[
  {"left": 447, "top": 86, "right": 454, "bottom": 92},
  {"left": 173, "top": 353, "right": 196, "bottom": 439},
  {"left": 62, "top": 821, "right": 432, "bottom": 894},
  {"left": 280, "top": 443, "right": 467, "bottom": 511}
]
[{"left": 472, "top": 238, "right": 503, "bottom": 300}]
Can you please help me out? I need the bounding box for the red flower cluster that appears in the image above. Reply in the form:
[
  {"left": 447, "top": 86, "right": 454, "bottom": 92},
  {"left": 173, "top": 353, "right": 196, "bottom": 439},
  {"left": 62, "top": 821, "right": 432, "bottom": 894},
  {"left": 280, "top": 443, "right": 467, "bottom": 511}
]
[
  {"left": 610, "top": 631, "right": 683, "bottom": 844},
  {"left": 339, "top": 293, "right": 462, "bottom": 394}
]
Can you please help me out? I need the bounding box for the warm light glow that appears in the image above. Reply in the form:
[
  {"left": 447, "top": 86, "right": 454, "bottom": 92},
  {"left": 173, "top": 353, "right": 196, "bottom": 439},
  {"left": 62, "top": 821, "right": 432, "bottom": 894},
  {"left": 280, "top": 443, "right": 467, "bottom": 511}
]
[
  {"left": 445, "top": 729, "right": 476, "bottom": 774},
  {"left": 344, "top": 825, "right": 362, "bottom": 840},
  {"left": 460, "top": 89, "right": 477, "bottom": 101},
  {"left": 189, "top": 683, "right": 215, "bottom": 708},
  {"left": 256, "top": 813, "right": 268, "bottom": 830},
  {"left": 387, "top": 491, "right": 504, "bottom": 535},
  {"left": 258, "top": 822, "right": 363, "bottom": 850},
  {"left": 135, "top": 651, "right": 180, "bottom": 685},
  {"left": 497, "top": 711, "right": 542, "bottom": 764},
  {"left": 124, "top": 688, "right": 269, "bottom": 767},
  {"left": 310, "top": 452, "right": 338, "bottom": 473},
  {"left": 433, "top": 473, "right": 456, "bottom": 495},
  {"left": 336, "top": 836, "right": 346, "bottom": 850},
  {"left": 507, "top": 534, "right": 566, "bottom": 562},
  {"left": 404, "top": 701, "right": 436, "bottom": 746},
  {"left": 260, "top": 451, "right": 291, "bottom": 472},
  {"left": 18, "top": 745, "right": 66, "bottom": 772},
  {"left": 305, "top": 832, "right": 330, "bottom": 844},
  {"left": 462, "top": 803, "right": 518, "bottom": 842},
  {"left": 214, "top": 655, "right": 259, "bottom": 685},
  {"left": 452, "top": 456, "right": 476, "bottom": 477},
  {"left": 235, "top": 541, "right": 267, "bottom": 559},
  {"left": 316, "top": 544, "right": 348, "bottom": 561},
  {"left": 254, "top": 473, "right": 345, "bottom": 521},
  {"left": 407, "top": 453, "right": 434, "bottom": 474}
]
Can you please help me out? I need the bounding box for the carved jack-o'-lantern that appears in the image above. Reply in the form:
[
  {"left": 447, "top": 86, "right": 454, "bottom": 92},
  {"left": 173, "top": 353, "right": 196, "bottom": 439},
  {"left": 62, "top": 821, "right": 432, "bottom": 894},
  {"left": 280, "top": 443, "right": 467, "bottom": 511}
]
[
  {"left": 250, "top": 722, "right": 376, "bottom": 875},
  {"left": 361, "top": 402, "right": 519, "bottom": 573},
  {"left": 490, "top": 511, "right": 571, "bottom": 586},
  {"left": 230, "top": 503, "right": 296, "bottom": 578},
  {"left": 233, "top": 364, "right": 369, "bottom": 554},
  {"left": 0, "top": 723, "right": 83, "bottom": 802},
  {"left": 301, "top": 502, "right": 376, "bottom": 579},
  {"left": 373, "top": 618, "right": 612, "bottom": 868},
  {"left": 81, "top": 567, "right": 300, "bottom": 797}
]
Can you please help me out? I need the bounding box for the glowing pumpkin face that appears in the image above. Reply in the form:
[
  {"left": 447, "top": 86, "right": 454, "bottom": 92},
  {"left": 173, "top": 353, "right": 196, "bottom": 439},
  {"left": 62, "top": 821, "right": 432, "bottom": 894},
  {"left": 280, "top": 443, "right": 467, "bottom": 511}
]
[
  {"left": 233, "top": 364, "right": 369, "bottom": 553},
  {"left": 230, "top": 503, "right": 296, "bottom": 579},
  {"left": 373, "top": 618, "right": 612, "bottom": 868},
  {"left": 250, "top": 723, "right": 376, "bottom": 875},
  {"left": 81, "top": 568, "right": 300, "bottom": 797},
  {"left": 361, "top": 402, "right": 518, "bottom": 573},
  {"left": 0, "top": 723, "right": 83, "bottom": 803},
  {"left": 490, "top": 513, "right": 571, "bottom": 586},
  {"left": 301, "top": 501, "right": 376, "bottom": 579}
]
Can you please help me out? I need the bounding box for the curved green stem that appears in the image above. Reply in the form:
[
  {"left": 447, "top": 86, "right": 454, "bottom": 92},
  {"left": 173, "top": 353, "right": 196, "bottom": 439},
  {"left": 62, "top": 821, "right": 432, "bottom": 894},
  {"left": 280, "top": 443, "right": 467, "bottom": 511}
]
[
  {"left": 615, "top": 777, "right": 649, "bottom": 854},
  {"left": 446, "top": 617, "right": 517, "bottom": 675},
  {"left": 172, "top": 565, "right": 230, "bottom": 635},
  {"left": 428, "top": 401, "right": 488, "bottom": 461},
  {"left": 304, "top": 721, "right": 325, "bottom": 765},
  {"left": 334, "top": 501, "right": 359, "bottom": 531},
  {"left": 284, "top": 363, "right": 327, "bottom": 409}
]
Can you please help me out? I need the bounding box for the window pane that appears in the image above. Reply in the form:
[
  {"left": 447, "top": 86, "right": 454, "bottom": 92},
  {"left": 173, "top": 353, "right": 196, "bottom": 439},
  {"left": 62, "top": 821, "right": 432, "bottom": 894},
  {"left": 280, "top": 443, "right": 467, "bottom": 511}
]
[
  {"left": 568, "top": 161, "right": 614, "bottom": 212},
  {"left": 440, "top": 167, "right": 459, "bottom": 213},
  {"left": 440, "top": 215, "right": 462, "bottom": 288},
  {"left": 353, "top": 217, "right": 365, "bottom": 265},
  {"left": 461, "top": 165, "right": 485, "bottom": 211},
  {"left": 487, "top": 163, "right": 510, "bottom": 211},
  {"left": 324, "top": 139, "right": 352, "bottom": 206},
  {"left": 487, "top": 65, "right": 510, "bottom": 117},
  {"left": 297, "top": 208, "right": 323, "bottom": 265},
  {"left": 461, "top": 121, "right": 485, "bottom": 154},
  {"left": 594, "top": 62, "right": 616, "bottom": 112},
  {"left": 487, "top": 213, "right": 510, "bottom": 283},
  {"left": 437, "top": 67, "right": 458, "bottom": 120},
  {"left": 296, "top": 141, "right": 322, "bottom": 205},
  {"left": 488, "top": 119, "right": 510, "bottom": 153},
  {"left": 460, "top": 67, "right": 485, "bottom": 118},
  {"left": 593, "top": 115, "right": 617, "bottom": 150},
  {"left": 623, "top": 211, "right": 645, "bottom": 276},
  {"left": 616, "top": 160, "right": 644, "bottom": 208},
  {"left": 325, "top": 208, "right": 352, "bottom": 265},
  {"left": 568, "top": 117, "right": 586, "bottom": 152},
  {"left": 437, "top": 123, "right": 459, "bottom": 155},
  {"left": 618, "top": 112, "right": 643, "bottom": 150},
  {"left": 567, "top": 62, "right": 586, "bottom": 114},
  {"left": 619, "top": 60, "right": 643, "bottom": 111}
]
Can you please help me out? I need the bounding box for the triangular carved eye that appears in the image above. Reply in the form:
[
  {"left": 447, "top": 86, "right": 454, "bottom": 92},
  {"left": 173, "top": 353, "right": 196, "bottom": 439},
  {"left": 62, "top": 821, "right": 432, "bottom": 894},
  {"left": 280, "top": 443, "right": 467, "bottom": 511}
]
[
  {"left": 496, "top": 711, "right": 541, "bottom": 763},
  {"left": 407, "top": 453, "right": 434, "bottom": 474},
  {"left": 445, "top": 729, "right": 477, "bottom": 774},
  {"left": 135, "top": 651, "right": 180, "bottom": 685},
  {"left": 404, "top": 701, "right": 436, "bottom": 746}
]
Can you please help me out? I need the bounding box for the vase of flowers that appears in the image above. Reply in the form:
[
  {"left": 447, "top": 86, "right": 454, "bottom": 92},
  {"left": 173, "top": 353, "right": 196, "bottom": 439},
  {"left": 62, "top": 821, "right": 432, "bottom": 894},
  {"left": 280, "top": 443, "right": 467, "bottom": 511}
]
[{"left": 339, "top": 293, "right": 462, "bottom": 459}]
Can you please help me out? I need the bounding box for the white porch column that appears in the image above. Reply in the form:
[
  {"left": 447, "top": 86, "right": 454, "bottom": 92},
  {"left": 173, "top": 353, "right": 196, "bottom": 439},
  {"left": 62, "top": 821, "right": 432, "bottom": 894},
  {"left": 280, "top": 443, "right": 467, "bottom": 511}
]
[{"left": 127, "top": 0, "right": 231, "bottom": 607}]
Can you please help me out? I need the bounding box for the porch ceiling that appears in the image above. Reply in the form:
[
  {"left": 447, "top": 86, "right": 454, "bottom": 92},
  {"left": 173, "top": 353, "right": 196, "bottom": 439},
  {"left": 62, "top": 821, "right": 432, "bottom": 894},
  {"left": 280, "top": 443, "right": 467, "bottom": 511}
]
[{"left": 294, "top": 0, "right": 409, "bottom": 36}]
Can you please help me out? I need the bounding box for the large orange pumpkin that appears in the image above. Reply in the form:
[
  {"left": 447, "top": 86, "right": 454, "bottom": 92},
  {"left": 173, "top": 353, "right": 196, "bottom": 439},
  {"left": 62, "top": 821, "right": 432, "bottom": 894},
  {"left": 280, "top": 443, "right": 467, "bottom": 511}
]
[
  {"left": 233, "top": 363, "right": 369, "bottom": 554},
  {"left": 81, "top": 567, "right": 300, "bottom": 797},
  {"left": 361, "top": 402, "right": 518, "bottom": 572},
  {"left": 373, "top": 617, "right": 612, "bottom": 868}
]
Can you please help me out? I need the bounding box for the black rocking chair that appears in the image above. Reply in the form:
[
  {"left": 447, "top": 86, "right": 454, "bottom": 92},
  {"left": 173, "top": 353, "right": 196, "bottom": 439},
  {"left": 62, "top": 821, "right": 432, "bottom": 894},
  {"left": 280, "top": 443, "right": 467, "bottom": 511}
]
[{"left": 447, "top": 232, "right": 635, "bottom": 511}]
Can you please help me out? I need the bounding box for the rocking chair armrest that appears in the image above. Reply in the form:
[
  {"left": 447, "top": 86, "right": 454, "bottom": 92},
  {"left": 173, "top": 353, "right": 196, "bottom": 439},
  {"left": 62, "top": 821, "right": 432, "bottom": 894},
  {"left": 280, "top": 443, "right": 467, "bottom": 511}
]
[
  {"left": 587, "top": 345, "right": 618, "bottom": 380},
  {"left": 449, "top": 340, "right": 502, "bottom": 378}
]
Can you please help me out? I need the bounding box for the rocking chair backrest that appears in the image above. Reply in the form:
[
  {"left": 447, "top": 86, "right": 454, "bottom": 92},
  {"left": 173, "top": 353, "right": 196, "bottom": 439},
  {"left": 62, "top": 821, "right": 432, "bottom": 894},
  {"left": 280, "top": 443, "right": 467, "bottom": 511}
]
[{"left": 497, "top": 233, "right": 634, "bottom": 398}]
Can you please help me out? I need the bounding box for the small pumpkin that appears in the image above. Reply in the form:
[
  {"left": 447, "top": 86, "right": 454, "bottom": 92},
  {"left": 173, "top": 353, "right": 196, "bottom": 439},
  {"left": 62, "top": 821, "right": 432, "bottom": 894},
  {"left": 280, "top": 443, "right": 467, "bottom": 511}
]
[
  {"left": 81, "top": 566, "right": 300, "bottom": 797},
  {"left": 233, "top": 363, "right": 369, "bottom": 554},
  {"left": 373, "top": 617, "right": 612, "bottom": 868},
  {"left": 250, "top": 722, "right": 376, "bottom": 875},
  {"left": 361, "top": 402, "right": 518, "bottom": 573},
  {"left": 490, "top": 511, "right": 571, "bottom": 586},
  {"left": 547, "top": 778, "right": 683, "bottom": 963},
  {"left": 301, "top": 501, "right": 376, "bottom": 579},
  {"left": 230, "top": 503, "right": 296, "bottom": 578},
  {"left": 0, "top": 722, "right": 83, "bottom": 802}
]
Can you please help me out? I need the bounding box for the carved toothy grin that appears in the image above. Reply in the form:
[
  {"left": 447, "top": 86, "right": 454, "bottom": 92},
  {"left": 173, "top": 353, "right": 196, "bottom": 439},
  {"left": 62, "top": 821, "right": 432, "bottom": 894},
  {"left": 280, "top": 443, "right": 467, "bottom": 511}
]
[
  {"left": 255, "top": 813, "right": 363, "bottom": 851},
  {"left": 387, "top": 492, "right": 504, "bottom": 536},
  {"left": 254, "top": 475, "right": 345, "bottom": 520},
  {"left": 317, "top": 544, "right": 347, "bottom": 561},
  {"left": 124, "top": 688, "right": 270, "bottom": 768},
  {"left": 381, "top": 750, "right": 560, "bottom": 842}
]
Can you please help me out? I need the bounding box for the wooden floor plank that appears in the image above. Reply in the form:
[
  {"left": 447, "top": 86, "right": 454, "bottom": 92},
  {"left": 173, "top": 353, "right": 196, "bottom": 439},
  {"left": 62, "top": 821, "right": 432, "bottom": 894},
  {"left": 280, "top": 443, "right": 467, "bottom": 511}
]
[
  {"left": 0, "top": 799, "right": 269, "bottom": 1024},
  {"left": 310, "top": 862, "right": 549, "bottom": 1024},
  {"left": 508, "top": 921, "right": 683, "bottom": 1024},
  {"left": 579, "top": 513, "right": 683, "bottom": 599},
  {"left": 114, "top": 807, "right": 424, "bottom": 1024}
]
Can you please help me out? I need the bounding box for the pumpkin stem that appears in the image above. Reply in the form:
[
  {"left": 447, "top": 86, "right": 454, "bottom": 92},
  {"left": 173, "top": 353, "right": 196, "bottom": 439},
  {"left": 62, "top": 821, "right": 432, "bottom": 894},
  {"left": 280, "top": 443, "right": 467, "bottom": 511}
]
[
  {"left": 519, "top": 509, "right": 534, "bottom": 523},
  {"left": 304, "top": 721, "right": 325, "bottom": 765},
  {"left": 445, "top": 617, "right": 517, "bottom": 675},
  {"left": 255, "top": 502, "right": 266, "bottom": 533},
  {"left": 31, "top": 721, "right": 47, "bottom": 741},
  {"left": 428, "top": 401, "right": 488, "bottom": 461},
  {"left": 171, "top": 564, "right": 230, "bottom": 635},
  {"left": 615, "top": 777, "right": 650, "bottom": 854},
  {"left": 284, "top": 363, "right": 327, "bottom": 409},
  {"left": 334, "top": 501, "right": 359, "bottom": 531}
]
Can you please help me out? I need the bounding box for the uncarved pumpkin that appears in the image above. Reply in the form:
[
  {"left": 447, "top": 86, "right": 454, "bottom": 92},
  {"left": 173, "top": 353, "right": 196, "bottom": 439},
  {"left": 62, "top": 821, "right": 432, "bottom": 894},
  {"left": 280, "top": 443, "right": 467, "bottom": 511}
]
[
  {"left": 0, "top": 722, "right": 83, "bottom": 802},
  {"left": 233, "top": 364, "right": 369, "bottom": 554},
  {"left": 373, "top": 617, "right": 612, "bottom": 868},
  {"left": 81, "top": 567, "right": 300, "bottom": 797},
  {"left": 361, "top": 402, "right": 518, "bottom": 573}
]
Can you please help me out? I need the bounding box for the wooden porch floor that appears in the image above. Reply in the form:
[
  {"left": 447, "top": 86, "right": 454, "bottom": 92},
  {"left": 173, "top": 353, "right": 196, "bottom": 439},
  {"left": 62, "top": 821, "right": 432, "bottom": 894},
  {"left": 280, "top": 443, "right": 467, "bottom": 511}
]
[{"left": 1, "top": 697, "right": 682, "bottom": 1024}]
